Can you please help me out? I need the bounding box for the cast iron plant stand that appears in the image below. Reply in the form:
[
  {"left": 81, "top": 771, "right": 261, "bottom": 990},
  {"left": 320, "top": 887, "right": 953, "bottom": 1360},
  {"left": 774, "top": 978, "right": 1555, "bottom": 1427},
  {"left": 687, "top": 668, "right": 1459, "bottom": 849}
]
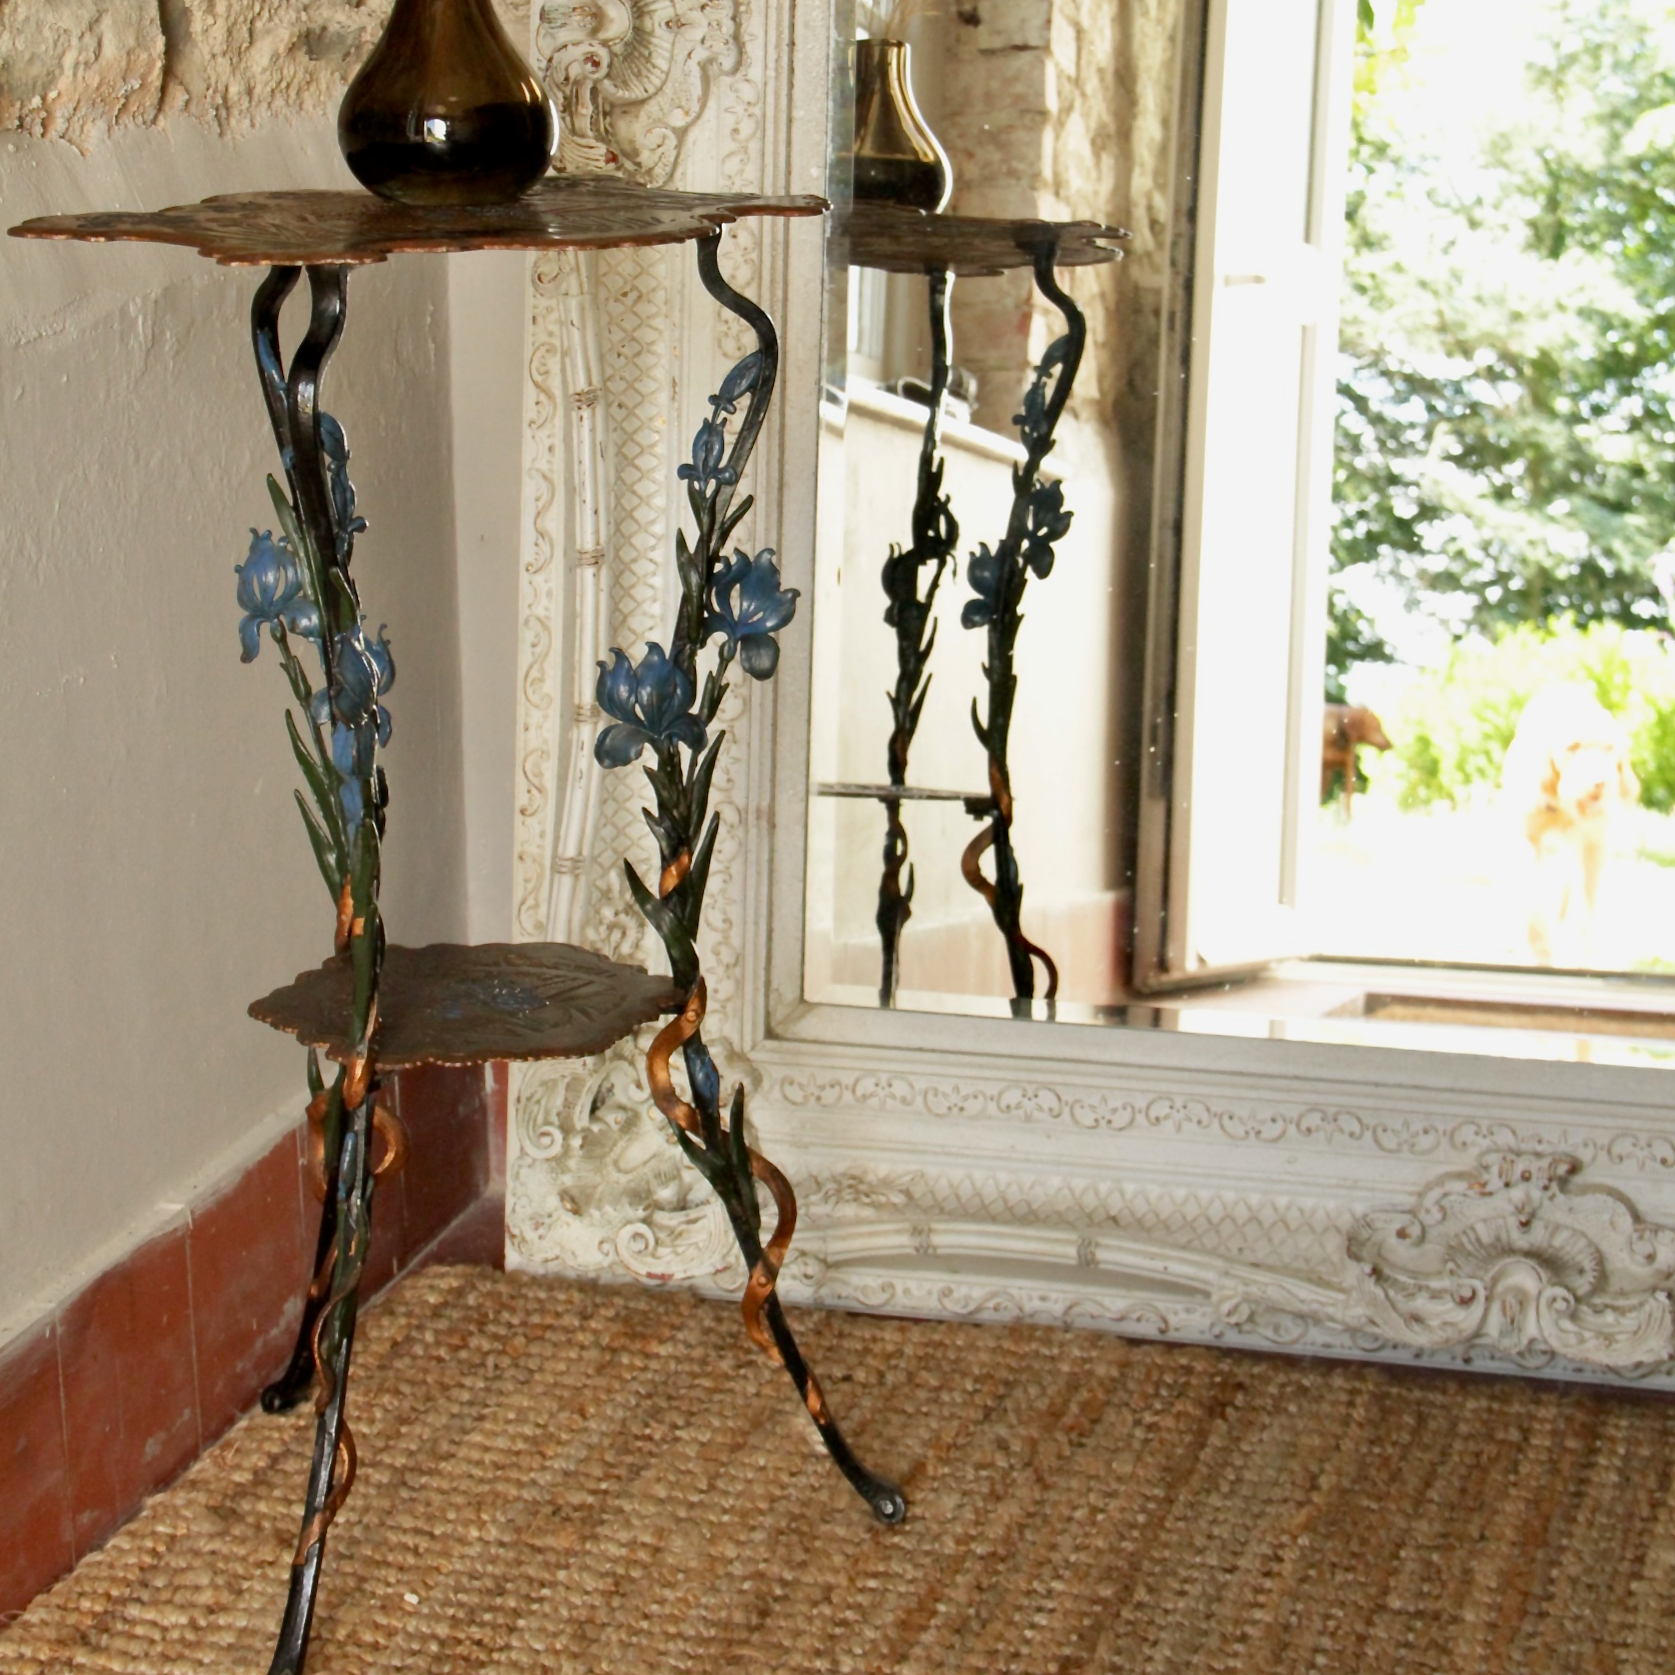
[
  {"left": 830, "top": 207, "right": 1125, "bottom": 1011},
  {"left": 11, "top": 179, "right": 901, "bottom": 1675}
]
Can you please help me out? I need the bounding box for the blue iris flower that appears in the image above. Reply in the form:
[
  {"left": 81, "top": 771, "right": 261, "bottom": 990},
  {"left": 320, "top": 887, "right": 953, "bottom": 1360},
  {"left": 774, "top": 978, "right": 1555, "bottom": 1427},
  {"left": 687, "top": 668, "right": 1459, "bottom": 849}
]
[
  {"left": 1022, "top": 480, "right": 1072, "bottom": 579},
  {"left": 308, "top": 625, "right": 394, "bottom": 828},
  {"left": 310, "top": 623, "right": 396, "bottom": 738},
  {"left": 677, "top": 418, "right": 736, "bottom": 491},
  {"left": 235, "top": 529, "right": 321, "bottom": 662},
  {"left": 704, "top": 549, "right": 799, "bottom": 679},
  {"left": 318, "top": 412, "right": 368, "bottom": 559},
  {"left": 331, "top": 722, "right": 374, "bottom": 828},
  {"left": 709, "top": 351, "right": 763, "bottom": 416},
  {"left": 1014, "top": 335, "right": 1071, "bottom": 443},
  {"left": 960, "top": 543, "right": 1005, "bottom": 629},
  {"left": 594, "top": 643, "right": 707, "bottom": 768},
  {"left": 675, "top": 354, "right": 764, "bottom": 491}
]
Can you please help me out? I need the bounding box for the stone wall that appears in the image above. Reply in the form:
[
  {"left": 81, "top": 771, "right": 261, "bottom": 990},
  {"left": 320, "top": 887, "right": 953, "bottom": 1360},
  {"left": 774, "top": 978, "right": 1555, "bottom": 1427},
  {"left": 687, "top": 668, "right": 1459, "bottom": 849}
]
[
  {"left": 938, "top": 0, "right": 1182, "bottom": 443},
  {"left": 0, "top": 0, "right": 373, "bottom": 147},
  {"left": 0, "top": 0, "right": 527, "bottom": 149},
  {"left": 934, "top": 0, "right": 1187, "bottom": 934}
]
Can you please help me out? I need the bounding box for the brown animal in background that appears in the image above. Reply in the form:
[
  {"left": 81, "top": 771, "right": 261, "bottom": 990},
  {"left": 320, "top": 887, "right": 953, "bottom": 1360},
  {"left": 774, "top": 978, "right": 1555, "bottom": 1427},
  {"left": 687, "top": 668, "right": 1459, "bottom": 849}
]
[
  {"left": 1321, "top": 704, "right": 1394, "bottom": 814},
  {"left": 1502, "top": 684, "right": 1640, "bottom": 967}
]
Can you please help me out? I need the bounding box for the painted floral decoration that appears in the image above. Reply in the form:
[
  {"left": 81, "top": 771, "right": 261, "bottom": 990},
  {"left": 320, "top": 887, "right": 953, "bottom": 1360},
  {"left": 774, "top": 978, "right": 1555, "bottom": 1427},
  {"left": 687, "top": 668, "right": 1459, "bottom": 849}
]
[
  {"left": 313, "top": 624, "right": 396, "bottom": 737},
  {"left": 675, "top": 354, "right": 766, "bottom": 493},
  {"left": 319, "top": 413, "right": 369, "bottom": 561},
  {"left": 1014, "top": 334, "right": 1071, "bottom": 445},
  {"left": 709, "top": 350, "right": 762, "bottom": 415},
  {"left": 595, "top": 643, "right": 708, "bottom": 767},
  {"left": 236, "top": 530, "right": 322, "bottom": 661},
  {"left": 960, "top": 542, "right": 1004, "bottom": 629},
  {"left": 678, "top": 417, "right": 736, "bottom": 491},
  {"left": 705, "top": 548, "right": 799, "bottom": 678},
  {"left": 1022, "top": 480, "right": 1071, "bottom": 578},
  {"left": 311, "top": 624, "right": 396, "bottom": 828}
]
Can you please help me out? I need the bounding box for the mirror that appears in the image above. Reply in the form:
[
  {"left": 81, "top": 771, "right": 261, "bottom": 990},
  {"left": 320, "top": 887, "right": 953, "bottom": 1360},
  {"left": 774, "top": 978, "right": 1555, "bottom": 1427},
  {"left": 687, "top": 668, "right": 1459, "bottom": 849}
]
[{"left": 799, "top": 0, "right": 1675, "bottom": 1070}]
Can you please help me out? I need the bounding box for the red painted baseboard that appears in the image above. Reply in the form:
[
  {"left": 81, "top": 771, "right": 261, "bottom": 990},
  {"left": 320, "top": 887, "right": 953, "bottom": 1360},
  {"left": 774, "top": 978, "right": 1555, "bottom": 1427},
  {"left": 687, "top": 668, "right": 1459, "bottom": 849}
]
[{"left": 0, "top": 1063, "right": 503, "bottom": 1626}]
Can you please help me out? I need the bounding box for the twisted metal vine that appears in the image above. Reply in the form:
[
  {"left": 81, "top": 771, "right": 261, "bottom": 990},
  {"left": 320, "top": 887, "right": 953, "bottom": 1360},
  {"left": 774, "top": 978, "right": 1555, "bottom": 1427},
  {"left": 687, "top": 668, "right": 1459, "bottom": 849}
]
[
  {"left": 960, "top": 238, "right": 1084, "bottom": 1008},
  {"left": 593, "top": 231, "right": 906, "bottom": 1524}
]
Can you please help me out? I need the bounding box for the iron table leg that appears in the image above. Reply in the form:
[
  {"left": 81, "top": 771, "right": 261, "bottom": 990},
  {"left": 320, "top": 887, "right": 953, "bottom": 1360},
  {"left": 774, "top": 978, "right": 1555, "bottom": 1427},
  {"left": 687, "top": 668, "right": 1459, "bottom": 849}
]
[
  {"left": 244, "top": 262, "right": 399, "bottom": 1675},
  {"left": 961, "top": 235, "right": 1086, "bottom": 1007},
  {"left": 877, "top": 265, "right": 959, "bottom": 1005},
  {"left": 604, "top": 231, "right": 906, "bottom": 1524}
]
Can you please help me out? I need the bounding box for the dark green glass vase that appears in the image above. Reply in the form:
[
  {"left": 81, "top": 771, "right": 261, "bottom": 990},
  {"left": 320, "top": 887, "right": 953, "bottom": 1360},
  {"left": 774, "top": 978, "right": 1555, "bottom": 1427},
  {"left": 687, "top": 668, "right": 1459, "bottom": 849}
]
[
  {"left": 338, "top": 0, "right": 555, "bottom": 206},
  {"left": 852, "top": 38, "right": 951, "bottom": 213}
]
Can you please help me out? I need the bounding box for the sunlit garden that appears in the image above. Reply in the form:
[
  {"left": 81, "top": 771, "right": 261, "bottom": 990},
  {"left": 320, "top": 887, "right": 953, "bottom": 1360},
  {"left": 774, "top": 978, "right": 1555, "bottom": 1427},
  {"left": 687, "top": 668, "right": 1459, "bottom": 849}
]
[{"left": 1319, "top": 0, "right": 1675, "bottom": 973}]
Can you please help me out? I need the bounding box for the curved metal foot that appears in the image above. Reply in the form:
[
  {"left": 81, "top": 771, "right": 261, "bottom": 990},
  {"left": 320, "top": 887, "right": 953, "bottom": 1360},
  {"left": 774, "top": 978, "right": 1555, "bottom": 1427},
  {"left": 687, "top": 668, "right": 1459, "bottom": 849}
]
[
  {"left": 763, "top": 1293, "right": 906, "bottom": 1523},
  {"left": 267, "top": 1101, "right": 382, "bottom": 1675},
  {"left": 645, "top": 986, "right": 908, "bottom": 1524},
  {"left": 262, "top": 1189, "right": 336, "bottom": 1413}
]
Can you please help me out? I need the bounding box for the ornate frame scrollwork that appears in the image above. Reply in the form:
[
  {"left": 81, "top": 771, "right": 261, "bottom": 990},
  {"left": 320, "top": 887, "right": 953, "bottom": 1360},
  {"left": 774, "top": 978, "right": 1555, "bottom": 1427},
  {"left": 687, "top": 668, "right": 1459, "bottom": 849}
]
[
  {"left": 1342, "top": 1150, "right": 1675, "bottom": 1369},
  {"left": 536, "top": 0, "right": 740, "bottom": 184}
]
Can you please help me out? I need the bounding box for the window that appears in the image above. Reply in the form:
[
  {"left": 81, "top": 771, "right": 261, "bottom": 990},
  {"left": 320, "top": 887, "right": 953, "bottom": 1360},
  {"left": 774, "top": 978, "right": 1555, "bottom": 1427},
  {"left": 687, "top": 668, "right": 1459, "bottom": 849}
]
[
  {"left": 1137, "top": 0, "right": 1675, "bottom": 1062},
  {"left": 1135, "top": 0, "right": 1355, "bottom": 985}
]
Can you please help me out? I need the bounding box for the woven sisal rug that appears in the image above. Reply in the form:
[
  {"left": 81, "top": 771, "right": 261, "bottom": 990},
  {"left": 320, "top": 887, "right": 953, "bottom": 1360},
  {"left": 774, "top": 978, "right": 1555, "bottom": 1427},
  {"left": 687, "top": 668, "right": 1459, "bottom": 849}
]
[{"left": 5, "top": 1266, "right": 1675, "bottom": 1674}]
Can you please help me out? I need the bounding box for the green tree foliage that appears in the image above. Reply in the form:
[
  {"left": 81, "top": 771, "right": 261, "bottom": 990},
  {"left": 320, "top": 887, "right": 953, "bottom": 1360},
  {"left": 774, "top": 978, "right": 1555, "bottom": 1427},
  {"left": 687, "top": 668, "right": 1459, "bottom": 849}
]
[
  {"left": 1332, "top": 0, "right": 1675, "bottom": 661},
  {"left": 1373, "top": 620, "right": 1675, "bottom": 811},
  {"left": 1325, "top": 589, "right": 1394, "bottom": 704}
]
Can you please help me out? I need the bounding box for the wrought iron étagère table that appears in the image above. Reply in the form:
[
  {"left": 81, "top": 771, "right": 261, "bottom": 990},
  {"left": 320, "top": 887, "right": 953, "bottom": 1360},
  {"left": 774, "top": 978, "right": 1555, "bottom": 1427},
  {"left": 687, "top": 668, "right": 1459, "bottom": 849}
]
[
  {"left": 11, "top": 176, "right": 906, "bottom": 1675},
  {"left": 823, "top": 203, "right": 1128, "bottom": 1012}
]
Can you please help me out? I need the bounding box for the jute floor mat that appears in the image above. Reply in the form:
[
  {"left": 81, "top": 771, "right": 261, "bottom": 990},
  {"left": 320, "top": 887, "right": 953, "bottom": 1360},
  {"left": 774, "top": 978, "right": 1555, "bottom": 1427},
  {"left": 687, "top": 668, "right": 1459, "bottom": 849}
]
[{"left": 6, "top": 1267, "right": 1675, "bottom": 1675}]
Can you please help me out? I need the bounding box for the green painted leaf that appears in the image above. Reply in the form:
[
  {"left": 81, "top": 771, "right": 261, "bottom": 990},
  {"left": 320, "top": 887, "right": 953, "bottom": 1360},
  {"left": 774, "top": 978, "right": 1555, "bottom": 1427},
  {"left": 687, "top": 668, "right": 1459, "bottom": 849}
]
[
  {"left": 295, "top": 791, "right": 343, "bottom": 900},
  {"left": 286, "top": 710, "right": 345, "bottom": 853},
  {"left": 687, "top": 733, "right": 725, "bottom": 844},
  {"left": 726, "top": 1085, "right": 757, "bottom": 1235},
  {"left": 624, "top": 861, "right": 689, "bottom": 975},
  {"left": 684, "top": 812, "right": 721, "bottom": 939},
  {"left": 716, "top": 493, "right": 754, "bottom": 550}
]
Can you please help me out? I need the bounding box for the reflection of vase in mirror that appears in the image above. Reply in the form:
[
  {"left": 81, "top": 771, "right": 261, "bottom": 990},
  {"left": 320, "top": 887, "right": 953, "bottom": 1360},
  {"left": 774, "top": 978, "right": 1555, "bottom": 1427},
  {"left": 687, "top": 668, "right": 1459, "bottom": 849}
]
[
  {"left": 339, "top": 0, "right": 555, "bottom": 206},
  {"left": 853, "top": 39, "right": 952, "bottom": 212}
]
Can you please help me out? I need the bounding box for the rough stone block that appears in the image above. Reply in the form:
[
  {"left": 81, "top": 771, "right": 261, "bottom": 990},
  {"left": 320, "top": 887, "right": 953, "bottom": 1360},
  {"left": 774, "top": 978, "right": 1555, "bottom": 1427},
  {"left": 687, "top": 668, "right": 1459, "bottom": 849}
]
[
  {"left": 948, "top": 44, "right": 1049, "bottom": 114},
  {"left": 976, "top": 0, "right": 1052, "bottom": 53},
  {"left": 1049, "top": 7, "right": 1079, "bottom": 79},
  {"left": 0, "top": 0, "right": 164, "bottom": 147}
]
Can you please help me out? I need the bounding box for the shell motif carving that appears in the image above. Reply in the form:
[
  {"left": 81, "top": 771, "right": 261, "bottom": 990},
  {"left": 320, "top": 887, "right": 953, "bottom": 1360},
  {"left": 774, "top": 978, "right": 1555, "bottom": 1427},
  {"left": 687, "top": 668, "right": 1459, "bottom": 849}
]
[
  {"left": 507, "top": 1048, "right": 740, "bottom": 1278},
  {"left": 536, "top": 0, "right": 740, "bottom": 185},
  {"left": 1345, "top": 1150, "right": 1675, "bottom": 1369}
]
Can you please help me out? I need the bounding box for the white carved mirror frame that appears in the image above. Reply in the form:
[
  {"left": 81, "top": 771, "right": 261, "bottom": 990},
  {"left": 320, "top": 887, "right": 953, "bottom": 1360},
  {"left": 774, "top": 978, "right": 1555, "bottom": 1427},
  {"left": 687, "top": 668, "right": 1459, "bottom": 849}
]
[{"left": 505, "top": 0, "right": 1675, "bottom": 1387}]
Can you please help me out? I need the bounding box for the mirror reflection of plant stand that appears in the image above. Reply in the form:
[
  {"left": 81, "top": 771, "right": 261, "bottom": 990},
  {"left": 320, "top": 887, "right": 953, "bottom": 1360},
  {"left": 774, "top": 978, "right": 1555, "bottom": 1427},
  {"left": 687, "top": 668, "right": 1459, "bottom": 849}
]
[
  {"left": 11, "top": 179, "right": 905, "bottom": 1675},
  {"left": 824, "top": 205, "right": 1126, "bottom": 1010}
]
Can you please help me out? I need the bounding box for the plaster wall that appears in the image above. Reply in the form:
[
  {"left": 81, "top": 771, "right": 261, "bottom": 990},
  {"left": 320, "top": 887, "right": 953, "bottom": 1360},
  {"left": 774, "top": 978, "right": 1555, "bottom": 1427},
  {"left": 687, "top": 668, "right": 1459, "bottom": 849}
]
[
  {"left": 0, "top": 115, "right": 467, "bottom": 1328},
  {"left": 448, "top": 248, "right": 527, "bottom": 945}
]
